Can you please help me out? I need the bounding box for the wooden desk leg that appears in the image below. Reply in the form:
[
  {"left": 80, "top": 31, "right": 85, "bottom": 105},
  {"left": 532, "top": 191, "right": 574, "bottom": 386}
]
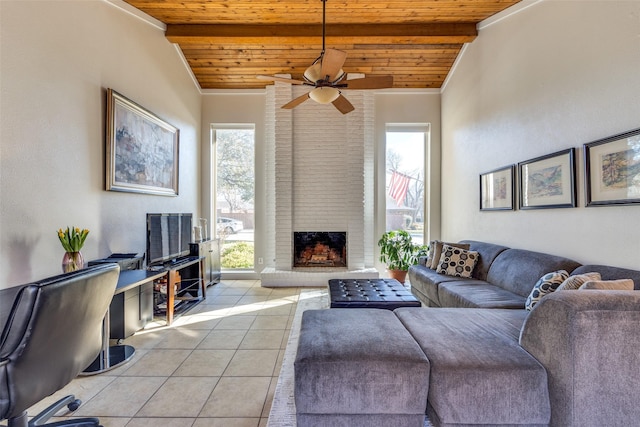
[
  {"left": 167, "top": 270, "right": 177, "bottom": 325},
  {"left": 200, "top": 258, "right": 206, "bottom": 299}
]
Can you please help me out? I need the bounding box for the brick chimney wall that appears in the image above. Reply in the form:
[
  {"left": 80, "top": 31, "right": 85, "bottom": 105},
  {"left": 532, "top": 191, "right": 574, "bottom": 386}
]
[{"left": 263, "top": 76, "right": 376, "bottom": 284}]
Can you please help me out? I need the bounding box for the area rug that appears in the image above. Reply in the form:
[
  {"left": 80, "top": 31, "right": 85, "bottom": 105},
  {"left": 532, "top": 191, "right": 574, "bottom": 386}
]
[{"left": 267, "top": 288, "right": 433, "bottom": 427}]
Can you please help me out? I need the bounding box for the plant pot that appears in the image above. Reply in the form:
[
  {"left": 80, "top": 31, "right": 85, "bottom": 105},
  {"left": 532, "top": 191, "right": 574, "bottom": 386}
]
[{"left": 388, "top": 269, "right": 408, "bottom": 284}]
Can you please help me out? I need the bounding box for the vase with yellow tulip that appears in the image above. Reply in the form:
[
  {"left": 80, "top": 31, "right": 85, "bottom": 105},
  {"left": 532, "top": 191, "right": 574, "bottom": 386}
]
[{"left": 57, "top": 226, "right": 90, "bottom": 273}]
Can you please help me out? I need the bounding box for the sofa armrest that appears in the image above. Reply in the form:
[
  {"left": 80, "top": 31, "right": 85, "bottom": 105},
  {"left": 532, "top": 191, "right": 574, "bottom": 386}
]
[{"left": 520, "top": 290, "right": 640, "bottom": 427}]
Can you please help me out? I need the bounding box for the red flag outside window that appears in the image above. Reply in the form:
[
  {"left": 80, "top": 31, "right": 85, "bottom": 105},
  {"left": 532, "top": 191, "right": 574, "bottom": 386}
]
[{"left": 388, "top": 171, "right": 410, "bottom": 206}]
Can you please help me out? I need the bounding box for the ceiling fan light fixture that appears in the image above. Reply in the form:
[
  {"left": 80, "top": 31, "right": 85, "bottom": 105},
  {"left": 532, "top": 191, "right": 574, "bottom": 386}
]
[
  {"left": 309, "top": 87, "right": 340, "bottom": 104},
  {"left": 304, "top": 62, "right": 344, "bottom": 84},
  {"left": 331, "top": 70, "right": 346, "bottom": 83},
  {"left": 303, "top": 62, "right": 323, "bottom": 82},
  {"left": 257, "top": 0, "right": 391, "bottom": 114}
]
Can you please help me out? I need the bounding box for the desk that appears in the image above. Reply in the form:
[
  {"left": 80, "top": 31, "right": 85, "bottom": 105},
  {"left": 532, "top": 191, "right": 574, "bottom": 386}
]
[{"left": 82, "top": 269, "right": 166, "bottom": 375}]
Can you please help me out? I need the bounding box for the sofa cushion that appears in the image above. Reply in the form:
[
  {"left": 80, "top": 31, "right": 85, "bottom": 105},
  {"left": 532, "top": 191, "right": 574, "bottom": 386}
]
[
  {"left": 407, "top": 265, "right": 462, "bottom": 306},
  {"left": 487, "top": 248, "right": 580, "bottom": 297},
  {"left": 438, "top": 280, "right": 528, "bottom": 309},
  {"left": 295, "top": 309, "right": 430, "bottom": 424},
  {"left": 580, "top": 279, "right": 634, "bottom": 290},
  {"left": 435, "top": 244, "right": 479, "bottom": 278},
  {"left": 525, "top": 270, "right": 569, "bottom": 311},
  {"left": 556, "top": 272, "right": 601, "bottom": 291},
  {"left": 395, "top": 308, "right": 549, "bottom": 426},
  {"left": 459, "top": 240, "right": 510, "bottom": 281}
]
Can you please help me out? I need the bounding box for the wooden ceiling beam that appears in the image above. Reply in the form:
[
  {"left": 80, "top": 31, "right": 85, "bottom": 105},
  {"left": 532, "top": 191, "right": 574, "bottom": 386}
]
[
  {"left": 181, "top": 50, "right": 462, "bottom": 60},
  {"left": 191, "top": 67, "right": 453, "bottom": 75},
  {"left": 166, "top": 23, "right": 477, "bottom": 45},
  {"left": 188, "top": 57, "right": 458, "bottom": 67}
]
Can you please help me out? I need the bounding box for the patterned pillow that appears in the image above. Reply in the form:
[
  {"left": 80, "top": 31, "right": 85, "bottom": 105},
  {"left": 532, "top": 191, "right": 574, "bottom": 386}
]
[
  {"left": 525, "top": 270, "right": 569, "bottom": 311},
  {"left": 435, "top": 244, "right": 479, "bottom": 278},
  {"left": 430, "top": 241, "right": 471, "bottom": 269},
  {"left": 579, "top": 279, "right": 634, "bottom": 290},
  {"left": 556, "top": 272, "right": 602, "bottom": 291},
  {"left": 425, "top": 240, "right": 438, "bottom": 269}
]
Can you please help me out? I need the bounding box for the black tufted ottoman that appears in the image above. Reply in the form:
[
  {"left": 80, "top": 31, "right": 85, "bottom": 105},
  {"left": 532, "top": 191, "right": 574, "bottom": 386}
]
[{"left": 328, "top": 278, "right": 421, "bottom": 310}]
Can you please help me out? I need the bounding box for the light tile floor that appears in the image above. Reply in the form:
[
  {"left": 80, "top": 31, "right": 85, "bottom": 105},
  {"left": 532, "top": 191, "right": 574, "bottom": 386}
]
[{"left": 27, "top": 280, "right": 303, "bottom": 427}]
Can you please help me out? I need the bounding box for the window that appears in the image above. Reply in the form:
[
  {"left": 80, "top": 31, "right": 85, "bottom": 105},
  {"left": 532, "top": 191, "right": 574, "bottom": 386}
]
[
  {"left": 385, "top": 125, "right": 429, "bottom": 245},
  {"left": 212, "top": 125, "right": 255, "bottom": 270}
]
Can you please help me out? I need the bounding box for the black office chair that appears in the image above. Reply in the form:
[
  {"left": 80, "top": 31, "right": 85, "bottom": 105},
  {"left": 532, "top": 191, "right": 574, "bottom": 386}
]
[{"left": 0, "top": 263, "right": 120, "bottom": 427}]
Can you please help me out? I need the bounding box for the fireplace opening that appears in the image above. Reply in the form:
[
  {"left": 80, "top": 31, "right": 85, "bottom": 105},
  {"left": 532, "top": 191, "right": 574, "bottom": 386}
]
[{"left": 293, "top": 232, "right": 347, "bottom": 268}]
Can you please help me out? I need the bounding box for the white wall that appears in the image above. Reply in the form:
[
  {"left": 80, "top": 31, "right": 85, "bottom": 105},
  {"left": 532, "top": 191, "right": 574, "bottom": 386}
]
[
  {"left": 0, "top": 0, "right": 201, "bottom": 288},
  {"left": 441, "top": 0, "right": 640, "bottom": 268}
]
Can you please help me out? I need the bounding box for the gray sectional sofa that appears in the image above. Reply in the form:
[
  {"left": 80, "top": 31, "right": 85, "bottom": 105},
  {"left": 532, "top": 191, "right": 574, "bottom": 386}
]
[
  {"left": 294, "top": 240, "right": 640, "bottom": 427},
  {"left": 409, "top": 240, "right": 582, "bottom": 308}
]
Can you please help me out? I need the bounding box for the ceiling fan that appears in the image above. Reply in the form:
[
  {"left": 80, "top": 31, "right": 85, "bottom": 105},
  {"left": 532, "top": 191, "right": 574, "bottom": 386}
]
[{"left": 257, "top": 0, "right": 393, "bottom": 114}]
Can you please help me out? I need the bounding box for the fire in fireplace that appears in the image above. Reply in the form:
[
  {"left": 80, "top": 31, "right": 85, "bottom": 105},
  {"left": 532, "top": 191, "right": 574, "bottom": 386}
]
[{"left": 293, "top": 232, "right": 347, "bottom": 268}]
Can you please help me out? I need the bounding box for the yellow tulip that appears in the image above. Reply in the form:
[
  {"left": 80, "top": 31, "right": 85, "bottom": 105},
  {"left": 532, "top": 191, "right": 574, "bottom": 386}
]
[{"left": 57, "top": 225, "right": 90, "bottom": 253}]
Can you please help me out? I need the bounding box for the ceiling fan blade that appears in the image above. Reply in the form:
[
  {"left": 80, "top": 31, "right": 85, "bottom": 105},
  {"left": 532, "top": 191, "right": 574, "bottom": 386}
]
[
  {"left": 332, "top": 94, "right": 355, "bottom": 115},
  {"left": 257, "top": 75, "right": 307, "bottom": 85},
  {"left": 282, "top": 93, "right": 311, "bottom": 109},
  {"left": 321, "top": 48, "right": 347, "bottom": 82},
  {"left": 344, "top": 75, "right": 394, "bottom": 90}
]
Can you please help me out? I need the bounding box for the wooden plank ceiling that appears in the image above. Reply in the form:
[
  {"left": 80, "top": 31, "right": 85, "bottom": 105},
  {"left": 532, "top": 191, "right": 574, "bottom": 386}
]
[{"left": 123, "top": 0, "right": 521, "bottom": 90}]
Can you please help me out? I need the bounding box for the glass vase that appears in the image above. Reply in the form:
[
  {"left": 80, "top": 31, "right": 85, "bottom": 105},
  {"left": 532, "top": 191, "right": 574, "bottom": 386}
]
[{"left": 62, "top": 251, "right": 85, "bottom": 273}]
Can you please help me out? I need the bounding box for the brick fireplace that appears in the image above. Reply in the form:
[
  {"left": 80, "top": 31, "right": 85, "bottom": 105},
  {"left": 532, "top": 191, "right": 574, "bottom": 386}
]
[
  {"left": 293, "top": 232, "right": 347, "bottom": 268},
  {"left": 260, "top": 76, "right": 379, "bottom": 287}
]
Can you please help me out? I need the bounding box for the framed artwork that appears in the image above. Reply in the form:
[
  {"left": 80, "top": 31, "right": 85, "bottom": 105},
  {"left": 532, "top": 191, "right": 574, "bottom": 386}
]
[
  {"left": 584, "top": 128, "right": 640, "bottom": 206},
  {"left": 106, "top": 88, "right": 179, "bottom": 196},
  {"left": 518, "top": 148, "right": 576, "bottom": 209},
  {"left": 480, "top": 165, "right": 515, "bottom": 211}
]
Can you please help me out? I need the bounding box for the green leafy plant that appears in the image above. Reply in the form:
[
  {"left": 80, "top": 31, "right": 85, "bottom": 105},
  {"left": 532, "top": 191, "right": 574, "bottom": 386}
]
[
  {"left": 378, "top": 230, "right": 428, "bottom": 271},
  {"left": 57, "top": 226, "right": 89, "bottom": 253},
  {"left": 221, "top": 241, "right": 254, "bottom": 269}
]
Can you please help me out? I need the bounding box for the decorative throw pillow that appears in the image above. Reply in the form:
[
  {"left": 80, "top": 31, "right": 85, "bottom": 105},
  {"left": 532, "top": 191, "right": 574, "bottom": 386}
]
[
  {"left": 425, "top": 240, "right": 438, "bottom": 269},
  {"left": 435, "top": 244, "right": 479, "bottom": 278},
  {"left": 429, "top": 241, "right": 471, "bottom": 269},
  {"left": 427, "top": 240, "right": 441, "bottom": 269},
  {"left": 525, "top": 270, "right": 569, "bottom": 311},
  {"left": 556, "top": 272, "right": 601, "bottom": 291},
  {"left": 579, "top": 279, "right": 635, "bottom": 290}
]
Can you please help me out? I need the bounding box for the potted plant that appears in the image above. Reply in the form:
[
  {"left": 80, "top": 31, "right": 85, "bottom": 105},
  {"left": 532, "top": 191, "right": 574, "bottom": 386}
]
[
  {"left": 57, "top": 226, "right": 90, "bottom": 273},
  {"left": 378, "top": 230, "right": 428, "bottom": 284}
]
